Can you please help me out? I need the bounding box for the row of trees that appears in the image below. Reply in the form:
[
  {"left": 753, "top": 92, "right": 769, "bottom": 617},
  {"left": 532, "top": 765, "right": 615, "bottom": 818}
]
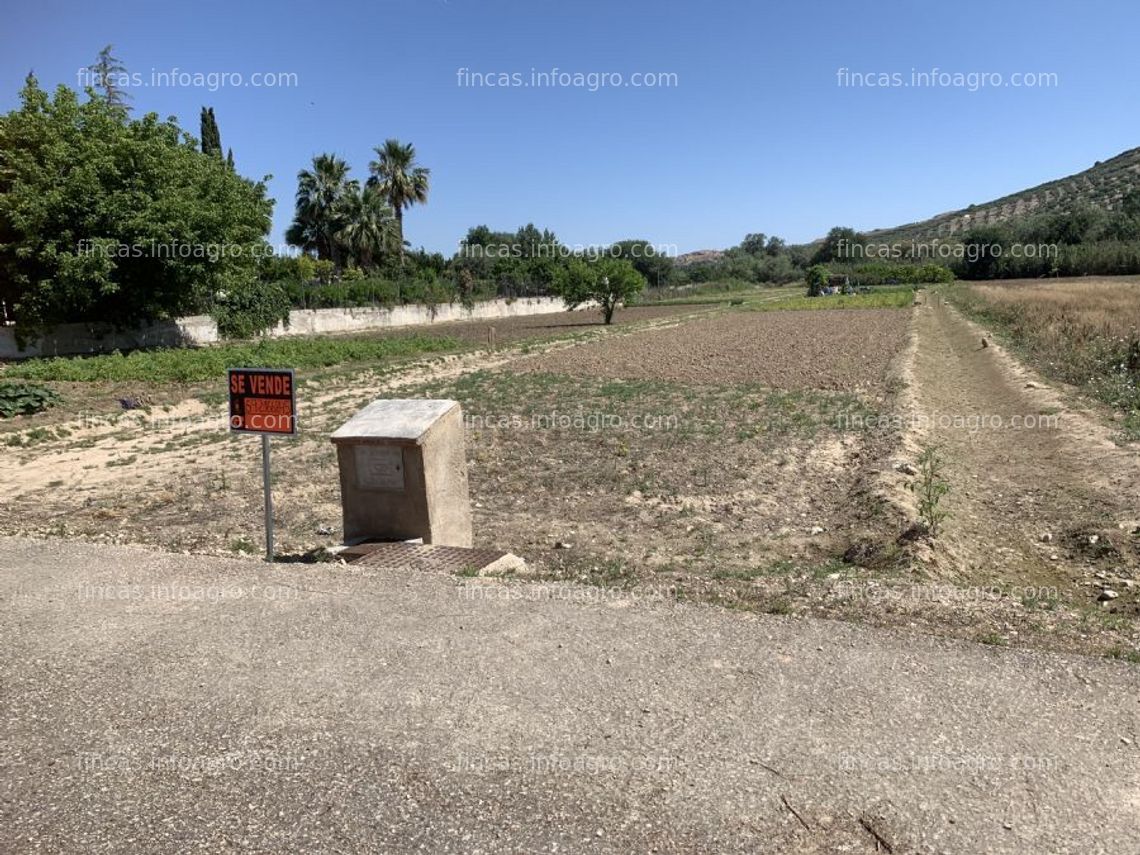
[
  {"left": 807, "top": 198, "right": 1140, "bottom": 281},
  {"left": 446, "top": 227, "right": 673, "bottom": 296},
  {"left": 685, "top": 202, "right": 1140, "bottom": 287},
  {"left": 952, "top": 197, "right": 1140, "bottom": 279},
  {"left": 270, "top": 216, "right": 652, "bottom": 323},
  {"left": 284, "top": 141, "right": 429, "bottom": 270},
  {"left": 672, "top": 232, "right": 808, "bottom": 286}
]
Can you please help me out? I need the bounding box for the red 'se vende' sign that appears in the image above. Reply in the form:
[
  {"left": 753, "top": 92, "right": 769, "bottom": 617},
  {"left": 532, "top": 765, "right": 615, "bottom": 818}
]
[{"left": 228, "top": 368, "right": 297, "bottom": 435}]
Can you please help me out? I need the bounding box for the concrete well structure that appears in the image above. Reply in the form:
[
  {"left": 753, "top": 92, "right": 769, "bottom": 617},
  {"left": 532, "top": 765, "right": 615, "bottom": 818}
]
[{"left": 330, "top": 399, "right": 473, "bottom": 548}]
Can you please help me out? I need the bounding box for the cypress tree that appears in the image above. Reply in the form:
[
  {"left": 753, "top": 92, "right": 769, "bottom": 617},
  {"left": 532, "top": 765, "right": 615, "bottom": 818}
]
[
  {"left": 199, "top": 107, "right": 222, "bottom": 158},
  {"left": 199, "top": 107, "right": 212, "bottom": 155}
]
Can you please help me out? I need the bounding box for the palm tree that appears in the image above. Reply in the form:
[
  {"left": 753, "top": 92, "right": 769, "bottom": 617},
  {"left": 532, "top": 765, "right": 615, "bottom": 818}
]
[
  {"left": 336, "top": 186, "right": 398, "bottom": 271},
  {"left": 286, "top": 154, "right": 355, "bottom": 264},
  {"left": 367, "top": 139, "right": 430, "bottom": 264}
]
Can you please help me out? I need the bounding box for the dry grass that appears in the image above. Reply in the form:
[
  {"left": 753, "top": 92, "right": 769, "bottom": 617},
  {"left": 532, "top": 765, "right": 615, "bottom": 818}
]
[
  {"left": 950, "top": 277, "right": 1140, "bottom": 435},
  {"left": 966, "top": 278, "right": 1140, "bottom": 341}
]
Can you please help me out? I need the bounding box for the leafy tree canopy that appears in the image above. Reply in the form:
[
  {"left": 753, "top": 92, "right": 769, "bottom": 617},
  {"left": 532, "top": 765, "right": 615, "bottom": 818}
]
[
  {"left": 610, "top": 239, "right": 675, "bottom": 287},
  {"left": 0, "top": 74, "right": 273, "bottom": 333},
  {"left": 812, "top": 226, "right": 866, "bottom": 264},
  {"left": 553, "top": 256, "right": 646, "bottom": 324},
  {"left": 740, "top": 232, "right": 768, "bottom": 254}
]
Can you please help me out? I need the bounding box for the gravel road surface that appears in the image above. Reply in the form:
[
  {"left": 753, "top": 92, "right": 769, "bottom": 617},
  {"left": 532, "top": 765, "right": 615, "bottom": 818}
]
[{"left": 2, "top": 536, "right": 1138, "bottom": 853}]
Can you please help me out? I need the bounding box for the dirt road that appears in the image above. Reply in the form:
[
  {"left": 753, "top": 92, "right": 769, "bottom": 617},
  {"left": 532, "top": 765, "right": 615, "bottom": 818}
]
[
  {"left": 904, "top": 293, "right": 1140, "bottom": 593},
  {"left": 2, "top": 535, "right": 1138, "bottom": 854}
]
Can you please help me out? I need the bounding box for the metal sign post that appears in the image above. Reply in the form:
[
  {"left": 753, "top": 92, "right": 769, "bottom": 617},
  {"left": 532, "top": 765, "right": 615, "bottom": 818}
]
[
  {"left": 261, "top": 434, "right": 274, "bottom": 561},
  {"left": 228, "top": 368, "right": 297, "bottom": 562}
]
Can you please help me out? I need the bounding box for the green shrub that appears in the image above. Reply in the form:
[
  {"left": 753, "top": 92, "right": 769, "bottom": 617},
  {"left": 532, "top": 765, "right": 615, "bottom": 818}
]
[
  {"left": 910, "top": 445, "right": 951, "bottom": 537},
  {"left": 350, "top": 279, "right": 400, "bottom": 307},
  {"left": 313, "top": 259, "right": 336, "bottom": 285},
  {"left": 283, "top": 278, "right": 401, "bottom": 310},
  {"left": 211, "top": 280, "right": 291, "bottom": 339},
  {"left": 422, "top": 281, "right": 457, "bottom": 319},
  {"left": 0, "top": 382, "right": 60, "bottom": 417},
  {"left": 805, "top": 265, "right": 829, "bottom": 297},
  {"left": 840, "top": 262, "right": 953, "bottom": 286},
  {"left": 456, "top": 268, "right": 476, "bottom": 310}
]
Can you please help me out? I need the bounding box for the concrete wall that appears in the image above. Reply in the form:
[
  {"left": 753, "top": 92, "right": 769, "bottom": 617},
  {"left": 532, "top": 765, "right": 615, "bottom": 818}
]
[
  {"left": 275, "top": 296, "right": 574, "bottom": 338},
  {"left": 0, "top": 316, "right": 219, "bottom": 360},
  {"left": 0, "top": 296, "right": 575, "bottom": 360}
]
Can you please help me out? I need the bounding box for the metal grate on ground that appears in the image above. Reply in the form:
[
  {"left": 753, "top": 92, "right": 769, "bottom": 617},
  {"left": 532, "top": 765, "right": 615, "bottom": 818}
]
[{"left": 343, "top": 542, "right": 510, "bottom": 574}]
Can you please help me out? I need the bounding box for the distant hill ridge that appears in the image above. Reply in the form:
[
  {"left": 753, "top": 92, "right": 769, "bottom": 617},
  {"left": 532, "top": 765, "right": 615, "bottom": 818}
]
[
  {"left": 864, "top": 146, "right": 1140, "bottom": 245},
  {"left": 675, "top": 249, "right": 725, "bottom": 266}
]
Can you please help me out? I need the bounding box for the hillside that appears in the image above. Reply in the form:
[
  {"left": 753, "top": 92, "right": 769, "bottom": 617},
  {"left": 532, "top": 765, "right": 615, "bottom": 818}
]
[
  {"left": 675, "top": 249, "right": 725, "bottom": 266},
  {"left": 864, "top": 146, "right": 1140, "bottom": 244}
]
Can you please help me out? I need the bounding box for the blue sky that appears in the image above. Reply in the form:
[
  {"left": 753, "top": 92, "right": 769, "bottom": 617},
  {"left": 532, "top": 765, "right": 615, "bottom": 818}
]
[{"left": 4, "top": 0, "right": 1138, "bottom": 255}]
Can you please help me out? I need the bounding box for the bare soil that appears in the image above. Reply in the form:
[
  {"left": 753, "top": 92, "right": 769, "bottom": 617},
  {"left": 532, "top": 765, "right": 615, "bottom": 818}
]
[
  {"left": 513, "top": 309, "right": 911, "bottom": 391},
  {"left": 408, "top": 302, "right": 700, "bottom": 345}
]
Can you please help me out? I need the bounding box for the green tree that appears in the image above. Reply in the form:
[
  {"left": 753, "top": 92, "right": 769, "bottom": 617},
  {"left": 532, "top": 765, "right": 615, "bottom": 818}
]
[
  {"left": 959, "top": 225, "right": 1010, "bottom": 279},
  {"left": 610, "top": 239, "right": 674, "bottom": 287},
  {"left": 212, "top": 280, "right": 290, "bottom": 339},
  {"left": 199, "top": 107, "right": 222, "bottom": 158},
  {"left": 741, "top": 233, "right": 768, "bottom": 254},
  {"left": 455, "top": 224, "right": 527, "bottom": 288},
  {"left": 1123, "top": 188, "right": 1140, "bottom": 219},
  {"left": 285, "top": 154, "right": 355, "bottom": 265},
  {"left": 514, "top": 223, "right": 561, "bottom": 258},
  {"left": 335, "top": 185, "right": 398, "bottom": 270},
  {"left": 554, "top": 257, "right": 646, "bottom": 324},
  {"left": 0, "top": 74, "right": 272, "bottom": 334},
  {"left": 813, "top": 226, "right": 865, "bottom": 264},
  {"left": 461, "top": 225, "right": 504, "bottom": 249},
  {"left": 1019, "top": 204, "right": 1105, "bottom": 246},
  {"left": 1096, "top": 211, "right": 1140, "bottom": 242},
  {"left": 367, "top": 139, "right": 430, "bottom": 264}
]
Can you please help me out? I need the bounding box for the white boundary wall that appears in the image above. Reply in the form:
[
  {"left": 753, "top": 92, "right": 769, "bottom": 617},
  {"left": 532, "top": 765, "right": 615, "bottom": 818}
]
[{"left": 0, "top": 297, "right": 578, "bottom": 359}]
